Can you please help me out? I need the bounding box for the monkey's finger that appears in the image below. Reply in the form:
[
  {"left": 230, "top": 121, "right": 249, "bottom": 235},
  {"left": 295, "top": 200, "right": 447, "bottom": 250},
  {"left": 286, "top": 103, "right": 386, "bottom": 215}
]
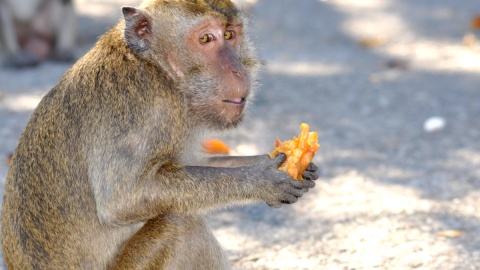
[
  {"left": 271, "top": 153, "right": 287, "bottom": 167},
  {"left": 288, "top": 186, "right": 305, "bottom": 198},
  {"left": 280, "top": 194, "right": 298, "bottom": 204},
  {"left": 299, "top": 180, "right": 315, "bottom": 189},
  {"left": 306, "top": 162, "right": 318, "bottom": 172},
  {"left": 289, "top": 184, "right": 311, "bottom": 197},
  {"left": 302, "top": 171, "right": 318, "bottom": 181},
  {"left": 291, "top": 180, "right": 304, "bottom": 189},
  {"left": 290, "top": 179, "right": 315, "bottom": 190},
  {"left": 266, "top": 201, "right": 283, "bottom": 208}
]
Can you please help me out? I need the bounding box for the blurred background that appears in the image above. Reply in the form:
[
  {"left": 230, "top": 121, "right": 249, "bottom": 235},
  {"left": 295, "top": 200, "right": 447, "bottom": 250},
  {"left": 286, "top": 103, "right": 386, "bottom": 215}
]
[{"left": 1, "top": 0, "right": 480, "bottom": 269}]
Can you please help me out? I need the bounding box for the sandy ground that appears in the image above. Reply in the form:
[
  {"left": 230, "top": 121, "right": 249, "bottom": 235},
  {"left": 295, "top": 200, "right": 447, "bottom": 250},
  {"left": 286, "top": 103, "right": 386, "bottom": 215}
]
[{"left": 1, "top": 0, "right": 480, "bottom": 269}]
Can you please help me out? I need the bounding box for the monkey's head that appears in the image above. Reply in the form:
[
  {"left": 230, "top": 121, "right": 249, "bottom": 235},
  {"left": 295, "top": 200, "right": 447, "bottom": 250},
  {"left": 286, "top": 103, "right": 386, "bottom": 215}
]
[{"left": 122, "top": 0, "right": 260, "bottom": 130}]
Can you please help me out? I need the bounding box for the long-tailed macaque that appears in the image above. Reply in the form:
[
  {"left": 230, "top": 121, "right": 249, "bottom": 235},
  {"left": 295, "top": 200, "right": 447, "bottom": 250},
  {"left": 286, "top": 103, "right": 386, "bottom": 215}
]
[
  {"left": 1, "top": 0, "right": 318, "bottom": 269},
  {"left": 0, "top": 0, "right": 76, "bottom": 67}
]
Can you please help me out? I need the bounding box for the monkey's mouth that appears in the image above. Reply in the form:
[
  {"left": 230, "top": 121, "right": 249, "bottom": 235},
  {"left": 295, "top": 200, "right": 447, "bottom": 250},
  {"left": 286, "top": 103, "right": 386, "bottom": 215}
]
[{"left": 222, "top": 97, "right": 246, "bottom": 106}]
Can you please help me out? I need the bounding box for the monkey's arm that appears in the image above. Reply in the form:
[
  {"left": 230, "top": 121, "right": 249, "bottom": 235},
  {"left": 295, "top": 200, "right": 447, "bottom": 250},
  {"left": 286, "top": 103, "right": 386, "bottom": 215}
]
[
  {"left": 92, "top": 152, "right": 316, "bottom": 225},
  {"left": 204, "top": 155, "right": 319, "bottom": 179},
  {"left": 204, "top": 154, "right": 270, "bottom": 167}
]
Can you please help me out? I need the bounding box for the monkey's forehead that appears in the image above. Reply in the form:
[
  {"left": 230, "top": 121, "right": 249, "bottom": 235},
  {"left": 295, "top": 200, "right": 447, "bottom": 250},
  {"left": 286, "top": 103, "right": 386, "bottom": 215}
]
[
  {"left": 142, "top": 0, "right": 241, "bottom": 22},
  {"left": 203, "top": 0, "right": 239, "bottom": 18}
]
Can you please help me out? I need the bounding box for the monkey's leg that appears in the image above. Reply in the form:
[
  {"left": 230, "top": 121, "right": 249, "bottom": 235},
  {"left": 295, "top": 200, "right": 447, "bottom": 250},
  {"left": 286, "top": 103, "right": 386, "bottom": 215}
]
[{"left": 110, "top": 214, "right": 229, "bottom": 270}]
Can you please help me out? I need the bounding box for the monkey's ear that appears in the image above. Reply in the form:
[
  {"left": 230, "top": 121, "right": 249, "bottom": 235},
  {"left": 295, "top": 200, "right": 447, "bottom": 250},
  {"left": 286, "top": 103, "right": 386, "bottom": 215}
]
[{"left": 122, "top": 6, "right": 152, "bottom": 52}]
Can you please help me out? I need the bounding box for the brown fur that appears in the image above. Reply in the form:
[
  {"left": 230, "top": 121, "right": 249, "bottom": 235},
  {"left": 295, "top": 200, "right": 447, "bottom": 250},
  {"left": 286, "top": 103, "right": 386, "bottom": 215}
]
[{"left": 1, "top": 0, "right": 317, "bottom": 269}]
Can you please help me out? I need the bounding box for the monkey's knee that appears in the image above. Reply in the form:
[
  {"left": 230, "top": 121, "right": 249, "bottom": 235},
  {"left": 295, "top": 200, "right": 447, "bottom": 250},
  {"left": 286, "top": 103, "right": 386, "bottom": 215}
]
[
  {"left": 109, "top": 216, "right": 180, "bottom": 270},
  {"left": 110, "top": 215, "right": 228, "bottom": 270}
]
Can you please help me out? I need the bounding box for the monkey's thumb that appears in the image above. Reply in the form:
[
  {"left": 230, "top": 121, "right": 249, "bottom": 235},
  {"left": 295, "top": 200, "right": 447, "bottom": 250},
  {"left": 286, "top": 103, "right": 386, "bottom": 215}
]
[
  {"left": 272, "top": 153, "right": 287, "bottom": 167},
  {"left": 266, "top": 201, "right": 283, "bottom": 208}
]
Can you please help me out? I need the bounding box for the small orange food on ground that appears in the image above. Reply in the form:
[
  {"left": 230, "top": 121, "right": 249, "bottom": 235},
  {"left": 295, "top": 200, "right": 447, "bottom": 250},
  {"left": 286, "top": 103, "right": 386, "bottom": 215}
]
[
  {"left": 269, "top": 123, "right": 320, "bottom": 180},
  {"left": 202, "top": 139, "right": 230, "bottom": 155},
  {"left": 471, "top": 15, "right": 480, "bottom": 29}
]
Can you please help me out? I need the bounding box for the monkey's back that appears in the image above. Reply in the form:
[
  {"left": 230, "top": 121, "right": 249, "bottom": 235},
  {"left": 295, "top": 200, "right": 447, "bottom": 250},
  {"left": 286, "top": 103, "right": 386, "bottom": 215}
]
[
  {"left": 0, "top": 83, "right": 104, "bottom": 267},
  {"left": 0, "top": 27, "right": 186, "bottom": 268}
]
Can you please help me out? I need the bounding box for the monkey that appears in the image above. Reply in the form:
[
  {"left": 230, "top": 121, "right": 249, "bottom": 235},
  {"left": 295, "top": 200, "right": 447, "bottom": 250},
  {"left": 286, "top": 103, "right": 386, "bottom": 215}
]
[
  {"left": 230, "top": 0, "right": 256, "bottom": 13},
  {"left": 0, "top": 0, "right": 76, "bottom": 67},
  {"left": 1, "top": 0, "right": 318, "bottom": 269}
]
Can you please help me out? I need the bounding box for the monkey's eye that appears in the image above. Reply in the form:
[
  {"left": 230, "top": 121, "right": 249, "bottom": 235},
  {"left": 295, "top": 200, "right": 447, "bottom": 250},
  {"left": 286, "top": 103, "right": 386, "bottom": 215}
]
[
  {"left": 224, "top": 30, "right": 235, "bottom": 40},
  {"left": 200, "top": 34, "right": 215, "bottom": 44}
]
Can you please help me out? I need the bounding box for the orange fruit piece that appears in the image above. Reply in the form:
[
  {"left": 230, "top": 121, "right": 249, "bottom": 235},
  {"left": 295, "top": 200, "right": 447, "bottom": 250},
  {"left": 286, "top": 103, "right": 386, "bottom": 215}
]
[
  {"left": 471, "top": 15, "right": 480, "bottom": 29},
  {"left": 202, "top": 139, "right": 230, "bottom": 155},
  {"left": 269, "top": 123, "right": 320, "bottom": 180}
]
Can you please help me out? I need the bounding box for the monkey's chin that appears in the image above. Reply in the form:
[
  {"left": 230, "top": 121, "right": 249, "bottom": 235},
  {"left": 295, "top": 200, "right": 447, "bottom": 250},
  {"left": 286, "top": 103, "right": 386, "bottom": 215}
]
[
  {"left": 213, "top": 103, "right": 246, "bottom": 130},
  {"left": 222, "top": 114, "right": 244, "bottom": 129}
]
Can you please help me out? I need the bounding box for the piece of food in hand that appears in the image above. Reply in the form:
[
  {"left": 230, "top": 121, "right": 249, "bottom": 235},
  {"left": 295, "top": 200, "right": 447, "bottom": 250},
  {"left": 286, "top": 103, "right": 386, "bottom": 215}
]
[
  {"left": 202, "top": 139, "right": 230, "bottom": 155},
  {"left": 269, "top": 123, "right": 320, "bottom": 180}
]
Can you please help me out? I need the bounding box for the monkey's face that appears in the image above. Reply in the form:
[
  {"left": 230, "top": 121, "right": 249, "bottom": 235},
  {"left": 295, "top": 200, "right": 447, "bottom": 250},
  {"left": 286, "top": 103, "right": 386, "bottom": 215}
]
[
  {"left": 179, "top": 18, "right": 254, "bottom": 130},
  {"left": 122, "top": 3, "right": 259, "bottom": 130}
]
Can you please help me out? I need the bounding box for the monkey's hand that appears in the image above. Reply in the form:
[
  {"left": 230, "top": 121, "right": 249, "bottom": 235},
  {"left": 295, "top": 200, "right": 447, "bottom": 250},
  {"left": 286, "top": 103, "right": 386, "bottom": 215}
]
[
  {"left": 302, "top": 162, "right": 319, "bottom": 181},
  {"left": 250, "top": 153, "right": 317, "bottom": 208}
]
